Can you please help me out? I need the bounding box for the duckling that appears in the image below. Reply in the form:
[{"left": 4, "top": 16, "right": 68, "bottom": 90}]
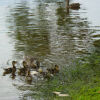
[
  {"left": 11, "top": 66, "right": 17, "bottom": 79},
  {"left": 69, "top": 3, "right": 80, "bottom": 10},
  {"left": 38, "top": 68, "right": 43, "bottom": 74},
  {"left": 11, "top": 73, "right": 16, "bottom": 79},
  {"left": 42, "top": 72, "right": 53, "bottom": 79},
  {"left": 54, "top": 65, "right": 59, "bottom": 73},
  {"left": 29, "top": 58, "right": 40, "bottom": 71},
  {"left": 18, "top": 61, "right": 28, "bottom": 76},
  {"left": 47, "top": 65, "right": 59, "bottom": 74},
  {"left": 29, "top": 58, "right": 37, "bottom": 69},
  {"left": 38, "top": 68, "right": 53, "bottom": 79},
  {"left": 23, "top": 61, "right": 28, "bottom": 69},
  {"left": 25, "top": 69, "right": 32, "bottom": 84},
  {"left": 3, "top": 61, "right": 17, "bottom": 76},
  {"left": 36, "top": 60, "right": 40, "bottom": 70},
  {"left": 24, "top": 56, "right": 30, "bottom": 65}
]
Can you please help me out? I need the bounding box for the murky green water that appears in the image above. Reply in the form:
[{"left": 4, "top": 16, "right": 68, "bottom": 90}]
[{"left": 0, "top": 0, "right": 100, "bottom": 99}]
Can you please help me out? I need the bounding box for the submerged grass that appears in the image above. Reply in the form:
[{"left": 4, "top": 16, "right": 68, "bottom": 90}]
[{"left": 20, "top": 51, "right": 100, "bottom": 100}]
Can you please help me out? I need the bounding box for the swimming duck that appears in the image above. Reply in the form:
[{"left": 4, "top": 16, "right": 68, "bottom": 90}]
[
  {"left": 11, "top": 66, "right": 17, "bottom": 79},
  {"left": 37, "top": 68, "right": 53, "bottom": 79},
  {"left": 69, "top": 3, "right": 80, "bottom": 10},
  {"left": 29, "top": 58, "right": 37, "bottom": 69},
  {"left": 43, "top": 71, "right": 54, "bottom": 79},
  {"left": 36, "top": 60, "right": 40, "bottom": 70},
  {"left": 47, "top": 65, "right": 59, "bottom": 74},
  {"left": 39, "top": 71, "right": 51, "bottom": 79},
  {"left": 3, "top": 61, "right": 17, "bottom": 76},
  {"left": 18, "top": 61, "right": 28, "bottom": 76},
  {"left": 25, "top": 69, "right": 32, "bottom": 84},
  {"left": 29, "top": 58, "right": 40, "bottom": 70},
  {"left": 38, "top": 68, "right": 43, "bottom": 74},
  {"left": 11, "top": 73, "right": 16, "bottom": 79}
]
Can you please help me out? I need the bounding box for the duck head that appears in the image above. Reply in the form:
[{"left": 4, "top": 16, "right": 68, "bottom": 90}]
[
  {"left": 38, "top": 68, "right": 43, "bottom": 74},
  {"left": 36, "top": 60, "right": 40, "bottom": 69},
  {"left": 55, "top": 65, "right": 59, "bottom": 71},
  {"left": 23, "top": 61, "right": 27, "bottom": 68},
  {"left": 12, "top": 61, "right": 17, "bottom": 67}
]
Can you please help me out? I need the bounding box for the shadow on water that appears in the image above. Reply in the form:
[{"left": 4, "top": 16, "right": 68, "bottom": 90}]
[{"left": 2, "top": 0, "right": 100, "bottom": 99}]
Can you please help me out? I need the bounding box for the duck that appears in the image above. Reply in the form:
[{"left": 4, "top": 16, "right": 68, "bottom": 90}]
[
  {"left": 38, "top": 68, "right": 53, "bottom": 79},
  {"left": 69, "top": 3, "right": 80, "bottom": 10},
  {"left": 29, "top": 58, "right": 37, "bottom": 69},
  {"left": 47, "top": 65, "right": 59, "bottom": 74},
  {"left": 38, "top": 68, "right": 43, "bottom": 74},
  {"left": 43, "top": 72, "right": 53, "bottom": 79},
  {"left": 36, "top": 60, "right": 40, "bottom": 70},
  {"left": 3, "top": 61, "right": 17, "bottom": 76},
  {"left": 11, "top": 66, "right": 17, "bottom": 79},
  {"left": 29, "top": 58, "right": 40, "bottom": 70},
  {"left": 18, "top": 61, "right": 28, "bottom": 76},
  {"left": 11, "top": 73, "right": 16, "bottom": 79},
  {"left": 40, "top": 71, "right": 52, "bottom": 79},
  {"left": 25, "top": 69, "right": 32, "bottom": 84}
]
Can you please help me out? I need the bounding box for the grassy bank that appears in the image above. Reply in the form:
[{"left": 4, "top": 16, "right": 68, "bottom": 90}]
[
  {"left": 34, "top": 52, "right": 100, "bottom": 100},
  {"left": 19, "top": 51, "right": 100, "bottom": 100}
]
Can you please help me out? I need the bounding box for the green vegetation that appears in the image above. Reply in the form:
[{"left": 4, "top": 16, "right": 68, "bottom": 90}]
[{"left": 25, "top": 51, "right": 100, "bottom": 100}]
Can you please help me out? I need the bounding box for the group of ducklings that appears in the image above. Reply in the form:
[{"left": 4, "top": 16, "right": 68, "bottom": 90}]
[{"left": 3, "top": 58, "right": 59, "bottom": 84}]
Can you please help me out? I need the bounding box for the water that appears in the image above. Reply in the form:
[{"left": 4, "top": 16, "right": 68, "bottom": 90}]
[{"left": 0, "top": 0, "right": 100, "bottom": 99}]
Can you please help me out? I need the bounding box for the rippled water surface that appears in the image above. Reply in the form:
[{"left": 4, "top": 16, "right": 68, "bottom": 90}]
[{"left": 0, "top": 0, "right": 100, "bottom": 99}]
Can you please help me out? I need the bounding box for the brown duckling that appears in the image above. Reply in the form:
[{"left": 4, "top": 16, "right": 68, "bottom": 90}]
[
  {"left": 54, "top": 65, "right": 59, "bottom": 73},
  {"left": 47, "top": 65, "right": 59, "bottom": 74},
  {"left": 69, "top": 3, "right": 80, "bottom": 10},
  {"left": 11, "top": 65, "right": 17, "bottom": 79},
  {"left": 18, "top": 61, "right": 28, "bottom": 76},
  {"left": 36, "top": 60, "right": 40, "bottom": 70},
  {"left": 29, "top": 58, "right": 37, "bottom": 69},
  {"left": 11, "top": 73, "right": 16, "bottom": 79},
  {"left": 42, "top": 72, "right": 52, "bottom": 79},
  {"left": 25, "top": 69, "right": 32, "bottom": 84},
  {"left": 38, "top": 68, "right": 53, "bottom": 79},
  {"left": 29, "top": 58, "right": 40, "bottom": 71},
  {"left": 3, "top": 61, "right": 17, "bottom": 76},
  {"left": 38, "top": 68, "right": 43, "bottom": 74}
]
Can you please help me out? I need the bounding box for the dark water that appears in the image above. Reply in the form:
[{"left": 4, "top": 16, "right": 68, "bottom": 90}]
[{"left": 0, "top": 0, "right": 100, "bottom": 99}]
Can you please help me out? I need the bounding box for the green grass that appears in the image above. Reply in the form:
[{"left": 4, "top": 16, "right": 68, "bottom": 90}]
[
  {"left": 18, "top": 52, "right": 100, "bottom": 100},
  {"left": 39, "top": 52, "right": 100, "bottom": 100}
]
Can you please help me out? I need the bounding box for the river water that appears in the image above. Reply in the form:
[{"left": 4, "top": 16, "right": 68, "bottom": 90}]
[{"left": 0, "top": 0, "right": 100, "bottom": 99}]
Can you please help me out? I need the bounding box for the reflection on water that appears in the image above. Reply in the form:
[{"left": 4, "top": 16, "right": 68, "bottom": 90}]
[
  {"left": 8, "top": 0, "right": 50, "bottom": 59},
  {"left": 0, "top": 0, "right": 100, "bottom": 99},
  {"left": 7, "top": 0, "right": 93, "bottom": 67}
]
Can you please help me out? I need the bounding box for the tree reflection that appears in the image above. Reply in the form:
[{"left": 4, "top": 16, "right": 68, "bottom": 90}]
[
  {"left": 48, "top": 2, "right": 93, "bottom": 66},
  {"left": 7, "top": 0, "right": 93, "bottom": 65},
  {"left": 8, "top": 0, "right": 50, "bottom": 59}
]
